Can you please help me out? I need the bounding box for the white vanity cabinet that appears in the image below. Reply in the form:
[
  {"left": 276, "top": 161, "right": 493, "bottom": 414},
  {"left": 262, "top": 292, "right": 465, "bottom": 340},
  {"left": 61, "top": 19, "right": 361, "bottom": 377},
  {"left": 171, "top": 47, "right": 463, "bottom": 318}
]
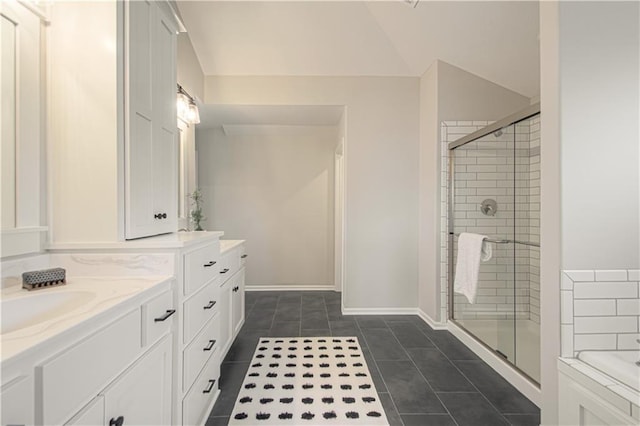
[
  {"left": 0, "top": 279, "right": 175, "bottom": 426},
  {"left": 180, "top": 240, "right": 223, "bottom": 426},
  {"left": 218, "top": 242, "right": 247, "bottom": 359}
]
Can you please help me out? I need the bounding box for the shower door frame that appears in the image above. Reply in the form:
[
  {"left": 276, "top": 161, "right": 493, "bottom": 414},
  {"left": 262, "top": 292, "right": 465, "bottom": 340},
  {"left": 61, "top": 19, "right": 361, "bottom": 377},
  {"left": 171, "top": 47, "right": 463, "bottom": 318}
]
[{"left": 447, "top": 103, "right": 541, "bottom": 385}]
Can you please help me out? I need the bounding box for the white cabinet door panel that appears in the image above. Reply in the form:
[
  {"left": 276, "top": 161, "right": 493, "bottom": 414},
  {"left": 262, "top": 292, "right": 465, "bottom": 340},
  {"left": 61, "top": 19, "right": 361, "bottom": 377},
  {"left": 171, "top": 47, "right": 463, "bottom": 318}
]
[{"left": 102, "top": 336, "right": 172, "bottom": 426}]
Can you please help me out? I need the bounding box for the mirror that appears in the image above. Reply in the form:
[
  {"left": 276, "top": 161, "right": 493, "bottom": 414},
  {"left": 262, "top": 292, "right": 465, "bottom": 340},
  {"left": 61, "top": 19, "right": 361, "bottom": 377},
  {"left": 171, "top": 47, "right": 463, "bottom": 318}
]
[{"left": 1, "top": 14, "right": 17, "bottom": 230}]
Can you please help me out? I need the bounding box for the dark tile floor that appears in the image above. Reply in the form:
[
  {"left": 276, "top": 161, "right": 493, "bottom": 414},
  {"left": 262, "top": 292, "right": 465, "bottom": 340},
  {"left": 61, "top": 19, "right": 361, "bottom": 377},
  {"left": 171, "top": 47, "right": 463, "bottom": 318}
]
[{"left": 207, "top": 291, "right": 540, "bottom": 426}]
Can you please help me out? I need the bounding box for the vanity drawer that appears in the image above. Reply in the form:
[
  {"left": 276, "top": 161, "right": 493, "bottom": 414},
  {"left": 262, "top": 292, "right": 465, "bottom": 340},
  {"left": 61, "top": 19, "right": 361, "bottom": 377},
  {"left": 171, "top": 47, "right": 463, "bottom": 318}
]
[
  {"left": 143, "top": 289, "right": 175, "bottom": 347},
  {"left": 38, "top": 309, "right": 141, "bottom": 426},
  {"left": 183, "top": 282, "right": 219, "bottom": 344},
  {"left": 219, "top": 249, "right": 240, "bottom": 283},
  {"left": 183, "top": 312, "right": 219, "bottom": 392},
  {"left": 184, "top": 241, "right": 220, "bottom": 296},
  {"left": 182, "top": 352, "right": 220, "bottom": 426}
]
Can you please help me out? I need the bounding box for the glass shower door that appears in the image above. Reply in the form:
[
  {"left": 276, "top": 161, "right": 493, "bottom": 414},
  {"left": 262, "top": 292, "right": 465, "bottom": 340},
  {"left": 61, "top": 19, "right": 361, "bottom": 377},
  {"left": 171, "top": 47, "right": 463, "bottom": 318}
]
[{"left": 450, "top": 123, "right": 517, "bottom": 363}]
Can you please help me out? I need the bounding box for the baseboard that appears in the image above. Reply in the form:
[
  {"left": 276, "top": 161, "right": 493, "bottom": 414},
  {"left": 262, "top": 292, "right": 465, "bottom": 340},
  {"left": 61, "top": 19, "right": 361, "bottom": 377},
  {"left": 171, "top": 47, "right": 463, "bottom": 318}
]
[
  {"left": 416, "top": 308, "right": 448, "bottom": 330},
  {"left": 447, "top": 321, "right": 542, "bottom": 407},
  {"left": 245, "top": 285, "right": 336, "bottom": 292},
  {"left": 341, "top": 307, "right": 418, "bottom": 315}
]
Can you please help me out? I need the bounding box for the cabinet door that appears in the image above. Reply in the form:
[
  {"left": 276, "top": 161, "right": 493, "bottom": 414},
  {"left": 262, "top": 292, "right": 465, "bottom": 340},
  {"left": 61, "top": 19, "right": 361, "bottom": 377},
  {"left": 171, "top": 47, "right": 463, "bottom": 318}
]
[
  {"left": 65, "top": 396, "right": 104, "bottom": 426},
  {"left": 231, "top": 268, "right": 245, "bottom": 338},
  {"left": 0, "top": 375, "right": 33, "bottom": 426},
  {"left": 151, "top": 5, "right": 177, "bottom": 234},
  {"left": 218, "top": 281, "right": 232, "bottom": 358},
  {"left": 125, "top": 1, "right": 177, "bottom": 239},
  {"left": 102, "top": 336, "right": 172, "bottom": 426}
]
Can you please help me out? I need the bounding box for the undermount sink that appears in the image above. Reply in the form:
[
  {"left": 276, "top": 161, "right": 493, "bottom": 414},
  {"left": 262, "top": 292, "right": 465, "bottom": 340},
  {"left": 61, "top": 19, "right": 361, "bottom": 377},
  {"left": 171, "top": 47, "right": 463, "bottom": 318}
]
[{"left": 1, "top": 290, "right": 96, "bottom": 335}]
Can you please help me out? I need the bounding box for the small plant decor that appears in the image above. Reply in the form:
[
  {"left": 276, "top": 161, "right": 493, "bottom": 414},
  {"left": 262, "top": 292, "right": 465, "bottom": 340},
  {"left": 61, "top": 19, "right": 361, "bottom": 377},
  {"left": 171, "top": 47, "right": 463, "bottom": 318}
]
[{"left": 189, "top": 189, "right": 206, "bottom": 231}]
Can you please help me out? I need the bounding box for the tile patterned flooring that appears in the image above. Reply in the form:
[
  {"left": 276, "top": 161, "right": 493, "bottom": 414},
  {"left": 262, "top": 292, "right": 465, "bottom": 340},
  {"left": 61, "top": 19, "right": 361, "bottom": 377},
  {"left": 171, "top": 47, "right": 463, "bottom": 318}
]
[{"left": 207, "top": 291, "right": 540, "bottom": 426}]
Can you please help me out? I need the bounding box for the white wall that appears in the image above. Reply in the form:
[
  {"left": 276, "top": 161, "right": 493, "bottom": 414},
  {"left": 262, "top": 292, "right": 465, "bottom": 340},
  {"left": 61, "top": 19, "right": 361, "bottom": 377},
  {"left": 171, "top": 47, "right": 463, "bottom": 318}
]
[
  {"left": 418, "top": 60, "right": 531, "bottom": 322},
  {"left": 197, "top": 125, "right": 337, "bottom": 288},
  {"left": 559, "top": 1, "right": 640, "bottom": 270},
  {"left": 204, "top": 76, "right": 420, "bottom": 309}
]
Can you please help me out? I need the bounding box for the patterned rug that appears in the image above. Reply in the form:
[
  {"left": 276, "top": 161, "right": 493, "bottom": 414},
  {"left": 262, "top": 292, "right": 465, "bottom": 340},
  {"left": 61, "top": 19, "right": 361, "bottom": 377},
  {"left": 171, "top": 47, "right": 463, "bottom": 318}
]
[{"left": 229, "top": 336, "right": 389, "bottom": 425}]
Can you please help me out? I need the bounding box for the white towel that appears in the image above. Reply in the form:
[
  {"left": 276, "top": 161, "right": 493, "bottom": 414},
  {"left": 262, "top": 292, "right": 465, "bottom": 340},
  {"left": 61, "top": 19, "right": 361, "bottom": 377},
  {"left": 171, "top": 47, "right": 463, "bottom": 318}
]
[{"left": 453, "top": 233, "right": 493, "bottom": 304}]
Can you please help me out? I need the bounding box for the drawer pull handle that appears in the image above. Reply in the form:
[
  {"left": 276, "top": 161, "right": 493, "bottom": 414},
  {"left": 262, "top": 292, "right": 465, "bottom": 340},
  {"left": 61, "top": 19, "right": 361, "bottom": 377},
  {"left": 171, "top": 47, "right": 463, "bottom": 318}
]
[
  {"left": 204, "top": 300, "right": 216, "bottom": 310},
  {"left": 220, "top": 268, "right": 230, "bottom": 274},
  {"left": 203, "top": 379, "right": 216, "bottom": 394},
  {"left": 204, "top": 339, "right": 216, "bottom": 351},
  {"left": 203, "top": 261, "right": 217, "bottom": 267},
  {"left": 109, "top": 416, "right": 124, "bottom": 426},
  {"left": 241, "top": 254, "right": 248, "bottom": 259},
  {"left": 154, "top": 309, "right": 176, "bottom": 322},
  {"left": 233, "top": 286, "right": 239, "bottom": 292}
]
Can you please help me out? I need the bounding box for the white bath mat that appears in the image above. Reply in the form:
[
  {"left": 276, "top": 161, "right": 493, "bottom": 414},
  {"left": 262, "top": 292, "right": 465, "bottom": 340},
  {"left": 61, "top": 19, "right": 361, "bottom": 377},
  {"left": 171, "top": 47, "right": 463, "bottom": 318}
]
[{"left": 229, "top": 336, "right": 389, "bottom": 425}]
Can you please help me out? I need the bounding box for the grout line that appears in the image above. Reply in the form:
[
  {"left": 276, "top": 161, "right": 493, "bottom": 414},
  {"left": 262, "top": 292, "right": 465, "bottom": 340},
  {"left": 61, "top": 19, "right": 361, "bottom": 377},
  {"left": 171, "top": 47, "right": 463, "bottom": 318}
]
[{"left": 356, "top": 320, "right": 406, "bottom": 426}]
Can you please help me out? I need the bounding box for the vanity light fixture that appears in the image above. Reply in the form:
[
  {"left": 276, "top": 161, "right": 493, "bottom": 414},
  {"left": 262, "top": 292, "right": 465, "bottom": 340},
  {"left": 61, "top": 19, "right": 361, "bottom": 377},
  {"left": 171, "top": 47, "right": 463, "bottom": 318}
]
[{"left": 177, "top": 84, "right": 200, "bottom": 124}]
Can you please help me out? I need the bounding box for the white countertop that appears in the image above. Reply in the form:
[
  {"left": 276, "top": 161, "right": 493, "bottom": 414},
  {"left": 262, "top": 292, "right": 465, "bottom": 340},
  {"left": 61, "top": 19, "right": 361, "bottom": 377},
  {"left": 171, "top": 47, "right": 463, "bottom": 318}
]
[
  {"left": 1, "top": 275, "right": 172, "bottom": 363},
  {"left": 46, "top": 231, "right": 224, "bottom": 250},
  {"left": 220, "top": 239, "right": 245, "bottom": 254}
]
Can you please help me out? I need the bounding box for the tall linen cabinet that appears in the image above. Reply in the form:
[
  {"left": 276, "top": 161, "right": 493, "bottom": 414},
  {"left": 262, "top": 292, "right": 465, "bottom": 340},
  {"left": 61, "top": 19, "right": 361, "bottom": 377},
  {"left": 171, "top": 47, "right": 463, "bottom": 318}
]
[{"left": 48, "top": 0, "right": 178, "bottom": 244}]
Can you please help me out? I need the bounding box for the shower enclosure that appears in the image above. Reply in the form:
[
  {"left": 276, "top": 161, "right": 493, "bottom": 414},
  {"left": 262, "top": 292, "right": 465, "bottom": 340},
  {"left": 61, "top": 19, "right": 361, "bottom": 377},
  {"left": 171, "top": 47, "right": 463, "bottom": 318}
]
[{"left": 448, "top": 104, "right": 541, "bottom": 384}]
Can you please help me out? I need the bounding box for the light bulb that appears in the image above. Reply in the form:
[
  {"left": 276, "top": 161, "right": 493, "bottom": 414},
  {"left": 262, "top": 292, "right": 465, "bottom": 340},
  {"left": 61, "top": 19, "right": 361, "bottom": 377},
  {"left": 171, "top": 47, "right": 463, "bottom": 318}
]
[
  {"left": 177, "top": 93, "right": 189, "bottom": 121},
  {"left": 187, "top": 101, "right": 200, "bottom": 124}
]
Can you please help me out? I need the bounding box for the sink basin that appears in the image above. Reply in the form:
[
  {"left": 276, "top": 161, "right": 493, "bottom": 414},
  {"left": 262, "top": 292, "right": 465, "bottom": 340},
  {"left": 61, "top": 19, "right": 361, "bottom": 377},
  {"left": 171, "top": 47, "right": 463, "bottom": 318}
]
[{"left": 1, "top": 291, "right": 95, "bottom": 334}]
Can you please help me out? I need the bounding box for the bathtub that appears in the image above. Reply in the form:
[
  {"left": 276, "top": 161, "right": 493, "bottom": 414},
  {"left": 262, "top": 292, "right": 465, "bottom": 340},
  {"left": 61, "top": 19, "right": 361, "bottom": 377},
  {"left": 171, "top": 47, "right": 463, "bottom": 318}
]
[{"left": 578, "top": 351, "right": 640, "bottom": 392}]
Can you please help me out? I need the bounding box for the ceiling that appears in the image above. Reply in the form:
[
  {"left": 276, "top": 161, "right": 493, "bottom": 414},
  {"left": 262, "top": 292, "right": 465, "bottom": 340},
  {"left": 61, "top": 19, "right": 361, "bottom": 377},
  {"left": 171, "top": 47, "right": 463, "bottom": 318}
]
[
  {"left": 177, "top": 1, "right": 540, "bottom": 97},
  {"left": 197, "top": 104, "right": 344, "bottom": 128}
]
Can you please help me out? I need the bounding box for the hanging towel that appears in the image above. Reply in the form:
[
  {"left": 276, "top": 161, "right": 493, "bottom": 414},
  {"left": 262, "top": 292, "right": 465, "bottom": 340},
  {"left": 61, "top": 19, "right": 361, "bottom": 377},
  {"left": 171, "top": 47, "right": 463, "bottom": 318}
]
[{"left": 453, "top": 233, "right": 493, "bottom": 304}]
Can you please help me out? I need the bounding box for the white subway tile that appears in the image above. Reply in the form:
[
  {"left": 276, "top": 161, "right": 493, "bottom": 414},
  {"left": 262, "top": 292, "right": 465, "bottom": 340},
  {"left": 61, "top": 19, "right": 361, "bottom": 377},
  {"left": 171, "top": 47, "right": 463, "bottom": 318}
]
[
  {"left": 629, "top": 270, "right": 640, "bottom": 281},
  {"left": 565, "top": 270, "right": 595, "bottom": 282},
  {"left": 561, "top": 290, "right": 574, "bottom": 324},
  {"left": 561, "top": 273, "right": 574, "bottom": 290},
  {"left": 561, "top": 324, "right": 574, "bottom": 356},
  {"left": 574, "top": 316, "right": 638, "bottom": 334},
  {"left": 617, "top": 299, "right": 640, "bottom": 316},
  {"left": 574, "top": 299, "right": 616, "bottom": 317},
  {"left": 595, "top": 270, "right": 629, "bottom": 282},
  {"left": 574, "top": 282, "right": 638, "bottom": 299},
  {"left": 574, "top": 334, "right": 617, "bottom": 351},
  {"left": 617, "top": 333, "right": 640, "bottom": 350}
]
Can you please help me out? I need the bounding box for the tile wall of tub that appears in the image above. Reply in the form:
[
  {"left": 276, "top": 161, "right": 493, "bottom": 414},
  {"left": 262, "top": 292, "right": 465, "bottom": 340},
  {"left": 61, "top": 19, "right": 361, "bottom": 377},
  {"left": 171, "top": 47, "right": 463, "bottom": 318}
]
[
  {"left": 560, "top": 269, "right": 640, "bottom": 356},
  {"left": 440, "top": 117, "right": 541, "bottom": 324}
]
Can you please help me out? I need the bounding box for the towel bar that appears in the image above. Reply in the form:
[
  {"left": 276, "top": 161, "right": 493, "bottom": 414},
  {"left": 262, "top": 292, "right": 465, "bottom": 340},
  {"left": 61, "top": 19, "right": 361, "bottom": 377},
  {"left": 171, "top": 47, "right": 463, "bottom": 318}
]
[{"left": 449, "top": 232, "right": 540, "bottom": 248}]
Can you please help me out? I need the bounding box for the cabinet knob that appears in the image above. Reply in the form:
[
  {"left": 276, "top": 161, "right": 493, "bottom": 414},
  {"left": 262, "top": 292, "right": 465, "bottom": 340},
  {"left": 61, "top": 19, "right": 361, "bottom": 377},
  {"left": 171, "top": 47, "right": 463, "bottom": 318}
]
[
  {"left": 161, "top": 213, "right": 167, "bottom": 219},
  {"left": 241, "top": 254, "right": 248, "bottom": 259},
  {"left": 154, "top": 213, "right": 162, "bottom": 219},
  {"left": 204, "top": 300, "right": 216, "bottom": 310},
  {"left": 203, "top": 261, "right": 216, "bottom": 267},
  {"left": 220, "top": 268, "right": 229, "bottom": 274},
  {"left": 109, "top": 416, "right": 124, "bottom": 426}
]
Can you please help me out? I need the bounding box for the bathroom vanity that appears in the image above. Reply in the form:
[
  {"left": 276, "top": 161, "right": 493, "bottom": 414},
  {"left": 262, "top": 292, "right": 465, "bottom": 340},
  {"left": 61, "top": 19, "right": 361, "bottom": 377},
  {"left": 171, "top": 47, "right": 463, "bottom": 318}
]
[{"left": 1, "top": 234, "right": 247, "bottom": 425}]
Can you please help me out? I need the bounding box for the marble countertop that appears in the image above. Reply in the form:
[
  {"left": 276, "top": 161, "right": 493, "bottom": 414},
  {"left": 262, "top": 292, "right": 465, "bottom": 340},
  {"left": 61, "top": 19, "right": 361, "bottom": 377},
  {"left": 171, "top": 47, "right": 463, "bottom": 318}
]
[
  {"left": 46, "top": 231, "right": 225, "bottom": 250},
  {"left": 220, "top": 239, "right": 245, "bottom": 254},
  {"left": 1, "top": 275, "right": 172, "bottom": 363}
]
